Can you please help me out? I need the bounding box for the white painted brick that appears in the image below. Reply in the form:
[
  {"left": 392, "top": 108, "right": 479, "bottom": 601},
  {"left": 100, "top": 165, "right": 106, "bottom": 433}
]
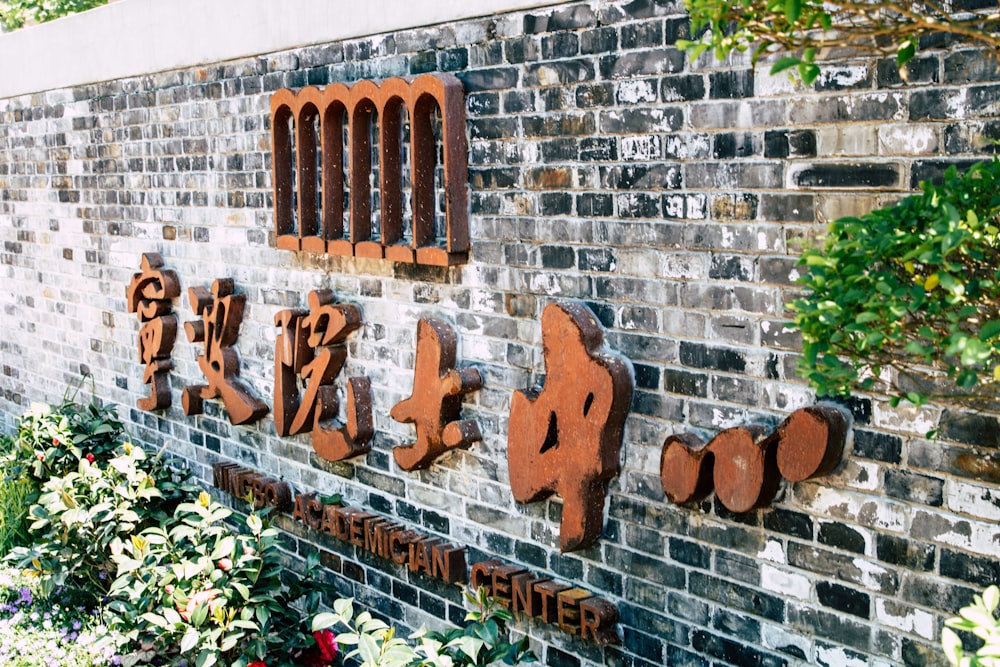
[
  {"left": 761, "top": 622, "right": 812, "bottom": 659},
  {"left": 816, "top": 644, "right": 869, "bottom": 667},
  {"left": 874, "top": 598, "right": 936, "bottom": 640},
  {"left": 795, "top": 484, "right": 907, "bottom": 532},
  {"left": 945, "top": 480, "right": 1000, "bottom": 522},
  {"left": 815, "top": 126, "right": 878, "bottom": 156},
  {"left": 873, "top": 400, "right": 941, "bottom": 436},
  {"left": 761, "top": 563, "right": 811, "bottom": 599},
  {"left": 878, "top": 124, "right": 939, "bottom": 155}
]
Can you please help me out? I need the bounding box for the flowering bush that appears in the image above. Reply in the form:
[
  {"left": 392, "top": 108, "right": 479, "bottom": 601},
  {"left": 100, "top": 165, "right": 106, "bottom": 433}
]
[
  {"left": 16, "top": 401, "right": 127, "bottom": 482},
  {"left": 0, "top": 566, "right": 127, "bottom": 666},
  {"left": 312, "top": 587, "right": 536, "bottom": 667},
  {"left": 0, "top": 399, "right": 131, "bottom": 555},
  {"left": 106, "top": 492, "right": 340, "bottom": 667},
  {"left": 1, "top": 396, "right": 532, "bottom": 667},
  {"left": 9, "top": 443, "right": 189, "bottom": 603}
]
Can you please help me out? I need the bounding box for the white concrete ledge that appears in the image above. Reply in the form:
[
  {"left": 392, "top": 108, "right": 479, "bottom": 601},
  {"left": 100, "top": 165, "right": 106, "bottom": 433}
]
[{"left": 0, "top": 0, "right": 566, "bottom": 99}]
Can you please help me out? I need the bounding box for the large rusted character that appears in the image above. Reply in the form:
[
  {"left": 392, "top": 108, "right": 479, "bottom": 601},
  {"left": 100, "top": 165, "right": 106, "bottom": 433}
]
[
  {"left": 125, "top": 253, "right": 181, "bottom": 411},
  {"left": 274, "top": 290, "right": 373, "bottom": 461},
  {"left": 391, "top": 319, "right": 482, "bottom": 470},
  {"left": 508, "top": 303, "right": 634, "bottom": 553},
  {"left": 182, "top": 279, "right": 268, "bottom": 425},
  {"left": 660, "top": 405, "right": 847, "bottom": 512}
]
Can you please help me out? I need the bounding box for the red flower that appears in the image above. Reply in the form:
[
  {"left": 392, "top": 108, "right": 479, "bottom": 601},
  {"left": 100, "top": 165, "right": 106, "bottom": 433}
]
[
  {"left": 52, "top": 438, "right": 59, "bottom": 446},
  {"left": 178, "top": 589, "right": 219, "bottom": 622},
  {"left": 249, "top": 662, "right": 267, "bottom": 667},
  {"left": 217, "top": 558, "right": 233, "bottom": 571},
  {"left": 85, "top": 453, "right": 95, "bottom": 463},
  {"left": 300, "top": 629, "right": 338, "bottom": 666}
]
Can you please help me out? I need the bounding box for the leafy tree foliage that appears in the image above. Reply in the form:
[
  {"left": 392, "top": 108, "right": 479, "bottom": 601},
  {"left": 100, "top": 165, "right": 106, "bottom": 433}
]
[
  {"left": 791, "top": 160, "right": 1000, "bottom": 408},
  {"left": 679, "top": 0, "right": 1000, "bottom": 84},
  {"left": 0, "top": 0, "right": 107, "bottom": 31}
]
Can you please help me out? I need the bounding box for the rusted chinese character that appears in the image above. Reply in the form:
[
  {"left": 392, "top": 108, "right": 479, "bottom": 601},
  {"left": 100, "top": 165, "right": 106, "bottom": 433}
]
[
  {"left": 125, "top": 253, "right": 181, "bottom": 411},
  {"left": 182, "top": 279, "right": 268, "bottom": 425},
  {"left": 274, "top": 289, "right": 372, "bottom": 461},
  {"left": 507, "top": 302, "right": 633, "bottom": 552},
  {"left": 391, "top": 318, "right": 482, "bottom": 470},
  {"left": 660, "top": 405, "right": 848, "bottom": 512}
]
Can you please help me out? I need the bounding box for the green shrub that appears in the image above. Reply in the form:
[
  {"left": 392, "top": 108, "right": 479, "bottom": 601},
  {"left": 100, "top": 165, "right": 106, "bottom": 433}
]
[
  {"left": 1, "top": 398, "right": 180, "bottom": 561},
  {"left": 792, "top": 159, "right": 1000, "bottom": 409},
  {"left": 941, "top": 584, "right": 1000, "bottom": 666},
  {"left": 8, "top": 443, "right": 186, "bottom": 603},
  {"left": 106, "top": 493, "right": 336, "bottom": 667},
  {"left": 313, "top": 587, "right": 537, "bottom": 667},
  {"left": 15, "top": 400, "right": 128, "bottom": 482},
  {"left": 0, "top": 0, "right": 108, "bottom": 31},
  {"left": 0, "top": 436, "right": 34, "bottom": 555}
]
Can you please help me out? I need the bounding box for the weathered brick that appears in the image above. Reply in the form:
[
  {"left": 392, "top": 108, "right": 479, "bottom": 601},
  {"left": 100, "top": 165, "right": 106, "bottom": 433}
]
[
  {"left": 690, "top": 573, "right": 785, "bottom": 622},
  {"left": 787, "top": 543, "right": 899, "bottom": 594},
  {"left": 875, "top": 534, "right": 935, "bottom": 572},
  {"left": 817, "top": 521, "right": 867, "bottom": 554},
  {"left": 661, "top": 73, "right": 706, "bottom": 101},
  {"left": 899, "top": 573, "right": 977, "bottom": 612},
  {"left": 944, "top": 49, "right": 1000, "bottom": 84},
  {"left": 817, "top": 581, "right": 870, "bottom": 619},
  {"left": 525, "top": 60, "right": 594, "bottom": 86},
  {"left": 885, "top": 469, "right": 944, "bottom": 507},
  {"left": 580, "top": 27, "right": 618, "bottom": 55},
  {"left": 762, "top": 510, "right": 811, "bottom": 544},
  {"left": 709, "top": 69, "right": 754, "bottom": 99},
  {"left": 815, "top": 64, "right": 873, "bottom": 92},
  {"left": 522, "top": 112, "right": 596, "bottom": 137},
  {"left": 621, "top": 21, "right": 663, "bottom": 49},
  {"left": 600, "top": 107, "right": 683, "bottom": 133},
  {"left": 791, "top": 162, "right": 900, "bottom": 188},
  {"left": 787, "top": 604, "right": 871, "bottom": 652},
  {"left": 940, "top": 548, "right": 1000, "bottom": 588},
  {"left": 876, "top": 55, "right": 939, "bottom": 87},
  {"left": 601, "top": 49, "right": 685, "bottom": 78},
  {"left": 692, "top": 630, "right": 788, "bottom": 667},
  {"left": 764, "top": 129, "right": 817, "bottom": 158}
]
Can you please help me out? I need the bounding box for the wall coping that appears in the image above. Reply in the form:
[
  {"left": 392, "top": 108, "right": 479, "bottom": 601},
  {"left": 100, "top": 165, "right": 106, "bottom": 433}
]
[{"left": 0, "top": 0, "right": 565, "bottom": 100}]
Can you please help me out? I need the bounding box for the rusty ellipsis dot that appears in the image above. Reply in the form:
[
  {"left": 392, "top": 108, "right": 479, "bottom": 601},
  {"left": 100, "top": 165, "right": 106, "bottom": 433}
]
[
  {"left": 660, "top": 405, "right": 848, "bottom": 512},
  {"left": 508, "top": 302, "right": 634, "bottom": 553}
]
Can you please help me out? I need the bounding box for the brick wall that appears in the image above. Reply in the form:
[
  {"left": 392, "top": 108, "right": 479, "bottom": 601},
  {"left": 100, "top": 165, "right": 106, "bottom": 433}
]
[{"left": 2, "top": 1, "right": 999, "bottom": 665}]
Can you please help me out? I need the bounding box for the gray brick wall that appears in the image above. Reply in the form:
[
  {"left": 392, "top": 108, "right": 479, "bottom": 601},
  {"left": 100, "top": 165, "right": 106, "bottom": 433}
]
[{"left": 2, "top": 2, "right": 999, "bottom": 665}]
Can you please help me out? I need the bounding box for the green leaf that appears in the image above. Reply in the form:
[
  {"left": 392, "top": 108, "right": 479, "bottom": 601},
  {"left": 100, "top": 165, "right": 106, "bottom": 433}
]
[
  {"left": 312, "top": 612, "right": 340, "bottom": 631},
  {"left": 799, "top": 63, "right": 821, "bottom": 85},
  {"left": 983, "top": 585, "right": 999, "bottom": 612},
  {"left": 210, "top": 535, "right": 235, "bottom": 560},
  {"left": 195, "top": 650, "right": 218, "bottom": 667},
  {"left": 784, "top": 0, "right": 801, "bottom": 23},
  {"left": 191, "top": 602, "right": 210, "bottom": 628},
  {"left": 769, "top": 56, "right": 803, "bottom": 76},
  {"left": 181, "top": 628, "right": 201, "bottom": 654},
  {"left": 941, "top": 627, "right": 963, "bottom": 666},
  {"left": 897, "top": 39, "right": 916, "bottom": 67},
  {"left": 980, "top": 320, "right": 1000, "bottom": 341},
  {"left": 163, "top": 608, "right": 183, "bottom": 626}
]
